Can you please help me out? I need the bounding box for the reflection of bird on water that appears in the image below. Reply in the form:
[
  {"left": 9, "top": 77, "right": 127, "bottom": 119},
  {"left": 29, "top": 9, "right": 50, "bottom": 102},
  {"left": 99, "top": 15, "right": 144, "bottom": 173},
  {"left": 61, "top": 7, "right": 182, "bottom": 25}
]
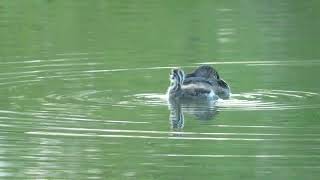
[
  {"left": 168, "top": 98, "right": 218, "bottom": 130},
  {"left": 166, "top": 65, "right": 230, "bottom": 130},
  {"left": 168, "top": 99, "right": 184, "bottom": 130},
  {"left": 167, "top": 65, "right": 230, "bottom": 100}
]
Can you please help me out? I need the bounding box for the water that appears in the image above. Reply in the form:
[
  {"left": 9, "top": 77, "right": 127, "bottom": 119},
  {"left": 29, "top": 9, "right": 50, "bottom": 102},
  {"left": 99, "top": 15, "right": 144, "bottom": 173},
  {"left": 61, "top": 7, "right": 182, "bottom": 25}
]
[{"left": 1, "top": 0, "right": 320, "bottom": 179}]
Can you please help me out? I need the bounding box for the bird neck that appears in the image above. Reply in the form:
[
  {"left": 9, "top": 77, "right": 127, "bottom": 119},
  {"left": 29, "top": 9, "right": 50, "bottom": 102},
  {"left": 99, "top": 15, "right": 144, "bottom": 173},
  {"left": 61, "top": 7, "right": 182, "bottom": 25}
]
[{"left": 168, "top": 80, "right": 181, "bottom": 95}]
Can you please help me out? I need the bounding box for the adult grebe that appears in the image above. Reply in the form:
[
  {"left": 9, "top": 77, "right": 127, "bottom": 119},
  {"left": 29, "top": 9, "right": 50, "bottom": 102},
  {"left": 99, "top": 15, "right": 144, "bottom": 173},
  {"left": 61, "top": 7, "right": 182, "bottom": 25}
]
[
  {"left": 167, "top": 68, "right": 217, "bottom": 99},
  {"left": 167, "top": 66, "right": 231, "bottom": 99},
  {"left": 185, "top": 65, "right": 230, "bottom": 99},
  {"left": 185, "top": 65, "right": 220, "bottom": 80}
]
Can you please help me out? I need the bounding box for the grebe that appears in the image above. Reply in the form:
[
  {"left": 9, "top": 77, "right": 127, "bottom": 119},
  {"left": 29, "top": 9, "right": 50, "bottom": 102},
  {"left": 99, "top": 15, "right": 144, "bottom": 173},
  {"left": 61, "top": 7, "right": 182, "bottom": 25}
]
[
  {"left": 185, "top": 65, "right": 230, "bottom": 99},
  {"left": 167, "top": 68, "right": 217, "bottom": 99},
  {"left": 167, "top": 66, "right": 231, "bottom": 99},
  {"left": 185, "top": 65, "right": 220, "bottom": 80}
]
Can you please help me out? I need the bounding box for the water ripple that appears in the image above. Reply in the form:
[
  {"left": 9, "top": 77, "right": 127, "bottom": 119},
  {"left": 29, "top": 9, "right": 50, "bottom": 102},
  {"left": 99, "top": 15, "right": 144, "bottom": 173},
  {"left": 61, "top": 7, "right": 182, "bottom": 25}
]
[
  {"left": 132, "top": 89, "right": 320, "bottom": 111},
  {"left": 25, "top": 131, "right": 320, "bottom": 142},
  {"left": 42, "top": 127, "right": 320, "bottom": 136},
  {"left": 154, "top": 154, "right": 320, "bottom": 158},
  {"left": 1, "top": 57, "right": 318, "bottom": 118},
  {"left": 196, "top": 60, "right": 320, "bottom": 66}
]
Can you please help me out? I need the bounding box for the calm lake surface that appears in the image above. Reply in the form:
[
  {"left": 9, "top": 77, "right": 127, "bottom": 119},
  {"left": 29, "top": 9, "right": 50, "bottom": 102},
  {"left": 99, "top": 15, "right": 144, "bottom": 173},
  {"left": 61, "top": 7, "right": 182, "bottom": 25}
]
[{"left": 1, "top": 1, "right": 320, "bottom": 179}]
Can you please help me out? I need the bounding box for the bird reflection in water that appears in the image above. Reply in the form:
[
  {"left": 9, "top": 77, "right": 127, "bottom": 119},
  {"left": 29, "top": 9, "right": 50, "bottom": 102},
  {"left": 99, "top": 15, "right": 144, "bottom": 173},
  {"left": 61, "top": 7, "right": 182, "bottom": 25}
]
[{"left": 168, "top": 98, "right": 219, "bottom": 132}]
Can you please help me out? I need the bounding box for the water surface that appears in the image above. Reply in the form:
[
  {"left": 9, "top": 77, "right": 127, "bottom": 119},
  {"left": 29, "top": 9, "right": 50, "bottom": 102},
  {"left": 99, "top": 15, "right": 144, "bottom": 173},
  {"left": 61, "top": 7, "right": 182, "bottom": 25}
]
[{"left": 0, "top": 0, "right": 320, "bottom": 179}]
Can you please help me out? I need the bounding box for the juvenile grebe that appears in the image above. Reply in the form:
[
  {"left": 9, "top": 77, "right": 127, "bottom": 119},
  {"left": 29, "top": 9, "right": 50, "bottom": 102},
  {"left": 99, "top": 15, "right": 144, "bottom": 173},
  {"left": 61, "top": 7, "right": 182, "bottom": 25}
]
[{"left": 167, "top": 66, "right": 231, "bottom": 99}]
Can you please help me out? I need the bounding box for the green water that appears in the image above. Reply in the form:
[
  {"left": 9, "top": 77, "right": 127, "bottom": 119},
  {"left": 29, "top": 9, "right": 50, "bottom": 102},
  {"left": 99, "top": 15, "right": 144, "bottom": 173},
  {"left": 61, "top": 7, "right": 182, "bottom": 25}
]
[{"left": 1, "top": 0, "right": 320, "bottom": 179}]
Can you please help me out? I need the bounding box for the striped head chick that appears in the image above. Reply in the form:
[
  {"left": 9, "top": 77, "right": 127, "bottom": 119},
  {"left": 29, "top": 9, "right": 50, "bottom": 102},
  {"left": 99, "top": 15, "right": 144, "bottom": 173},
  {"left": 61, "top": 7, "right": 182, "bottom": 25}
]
[{"left": 167, "top": 68, "right": 185, "bottom": 96}]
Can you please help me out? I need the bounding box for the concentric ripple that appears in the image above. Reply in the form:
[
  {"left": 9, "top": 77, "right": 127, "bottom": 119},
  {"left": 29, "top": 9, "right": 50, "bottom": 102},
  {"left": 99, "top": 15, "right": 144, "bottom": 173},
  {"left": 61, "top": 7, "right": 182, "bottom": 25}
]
[
  {"left": 133, "top": 89, "right": 320, "bottom": 111},
  {"left": 1, "top": 56, "right": 319, "bottom": 113}
]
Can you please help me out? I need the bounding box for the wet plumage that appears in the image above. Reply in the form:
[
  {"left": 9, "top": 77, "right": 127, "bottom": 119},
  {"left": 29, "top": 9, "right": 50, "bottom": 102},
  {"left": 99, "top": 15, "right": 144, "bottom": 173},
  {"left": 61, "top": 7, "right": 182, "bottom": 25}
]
[{"left": 167, "top": 65, "right": 230, "bottom": 100}]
